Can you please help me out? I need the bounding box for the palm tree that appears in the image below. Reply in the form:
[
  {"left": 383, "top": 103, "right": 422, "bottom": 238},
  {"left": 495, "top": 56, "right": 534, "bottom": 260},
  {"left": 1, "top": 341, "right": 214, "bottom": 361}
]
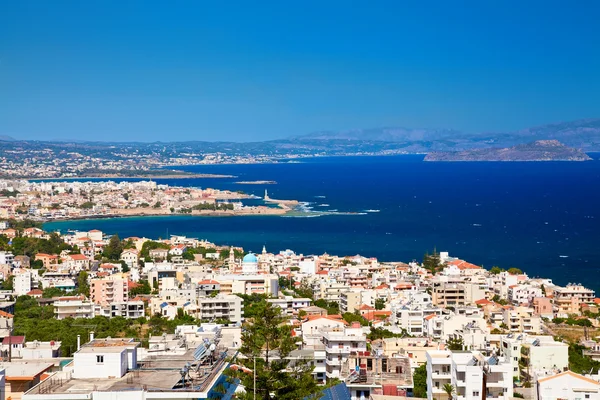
[{"left": 442, "top": 383, "right": 455, "bottom": 400}]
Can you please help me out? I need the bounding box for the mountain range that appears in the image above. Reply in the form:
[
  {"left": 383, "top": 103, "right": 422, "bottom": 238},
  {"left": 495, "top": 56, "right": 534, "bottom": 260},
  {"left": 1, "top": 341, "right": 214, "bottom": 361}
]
[
  {"left": 1, "top": 118, "right": 599, "bottom": 155},
  {"left": 292, "top": 118, "right": 600, "bottom": 152}
]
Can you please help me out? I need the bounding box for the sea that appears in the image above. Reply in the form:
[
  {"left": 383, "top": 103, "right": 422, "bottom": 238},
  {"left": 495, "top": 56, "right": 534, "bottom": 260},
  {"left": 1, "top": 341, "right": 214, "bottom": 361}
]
[{"left": 44, "top": 155, "right": 600, "bottom": 291}]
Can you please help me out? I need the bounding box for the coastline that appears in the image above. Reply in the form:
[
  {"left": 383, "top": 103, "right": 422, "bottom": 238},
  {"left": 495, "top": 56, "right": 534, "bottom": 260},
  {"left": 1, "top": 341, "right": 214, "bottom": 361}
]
[{"left": 26, "top": 173, "right": 237, "bottom": 181}]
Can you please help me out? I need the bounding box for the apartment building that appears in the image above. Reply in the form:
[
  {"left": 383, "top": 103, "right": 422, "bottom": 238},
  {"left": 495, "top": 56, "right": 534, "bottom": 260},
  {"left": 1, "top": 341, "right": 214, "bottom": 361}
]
[
  {"left": 500, "top": 334, "right": 568, "bottom": 379},
  {"left": 318, "top": 282, "right": 350, "bottom": 303},
  {"left": 267, "top": 296, "right": 311, "bottom": 316},
  {"left": 503, "top": 307, "right": 542, "bottom": 334},
  {"left": 215, "top": 274, "right": 278, "bottom": 297},
  {"left": 94, "top": 301, "right": 146, "bottom": 319},
  {"left": 54, "top": 296, "right": 95, "bottom": 320},
  {"left": 191, "top": 295, "right": 243, "bottom": 323},
  {"left": 13, "top": 271, "right": 32, "bottom": 296},
  {"left": 340, "top": 290, "right": 361, "bottom": 313},
  {"left": 552, "top": 284, "right": 595, "bottom": 316},
  {"left": 392, "top": 304, "right": 442, "bottom": 336},
  {"left": 323, "top": 322, "right": 367, "bottom": 379},
  {"left": 90, "top": 278, "right": 128, "bottom": 306},
  {"left": 426, "top": 350, "right": 513, "bottom": 400},
  {"left": 508, "top": 284, "right": 543, "bottom": 305},
  {"left": 432, "top": 283, "right": 466, "bottom": 308}
]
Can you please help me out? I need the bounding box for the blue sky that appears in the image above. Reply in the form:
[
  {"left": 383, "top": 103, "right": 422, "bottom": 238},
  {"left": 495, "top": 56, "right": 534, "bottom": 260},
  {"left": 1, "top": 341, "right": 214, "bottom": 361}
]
[{"left": 1, "top": 1, "right": 599, "bottom": 142}]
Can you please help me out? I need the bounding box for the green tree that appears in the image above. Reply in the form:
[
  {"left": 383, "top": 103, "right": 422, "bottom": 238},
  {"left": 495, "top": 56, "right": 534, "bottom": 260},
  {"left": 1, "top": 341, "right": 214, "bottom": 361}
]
[
  {"left": 507, "top": 267, "right": 523, "bottom": 275},
  {"left": 569, "top": 344, "right": 600, "bottom": 374},
  {"left": 374, "top": 298, "right": 386, "bottom": 310},
  {"left": 130, "top": 279, "right": 151, "bottom": 296},
  {"left": 0, "top": 276, "right": 14, "bottom": 290},
  {"left": 342, "top": 312, "right": 369, "bottom": 326},
  {"left": 423, "top": 248, "right": 441, "bottom": 274},
  {"left": 42, "top": 287, "right": 67, "bottom": 298},
  {"left": 490, "top": 266, "right": 503, "bottom": 275},
  {"left": 412, "top": 364, "right": 427, "bottom": 398},
  {"left": 120, "top": 260, "right": 130, "bottom": 273},
  {"left": 447, "top": 337, "right": 464, "bottom": 351},
  {"left": 77, "top": 271, "right": 90, "bottom": 297},
  {"left": 80, "top": 201, "right": 95, "bottom": 209},
  {"left": 227, "top": 301, "right": 318, "bottom": 400},
  {"left": 442, "top": 383, "right": 455, "bottom": 400},
  {"left": 103, "top": 234, "right": 123, "bottom": 261}
]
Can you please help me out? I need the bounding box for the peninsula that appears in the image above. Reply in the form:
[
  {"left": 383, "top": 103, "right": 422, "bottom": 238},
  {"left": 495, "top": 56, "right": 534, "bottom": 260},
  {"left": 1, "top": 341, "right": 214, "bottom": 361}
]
[
  {"left": 424, "top": 140, "right": 593, "bottom": 162},
  {"left": 0, "top": 179, "right": 297, "bottom": 221}
]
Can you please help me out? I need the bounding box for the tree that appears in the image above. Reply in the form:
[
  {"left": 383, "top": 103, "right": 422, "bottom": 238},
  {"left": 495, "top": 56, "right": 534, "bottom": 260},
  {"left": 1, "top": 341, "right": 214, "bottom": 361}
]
[
  {"left": 103, "top": 234, "right": 123, "bottom": 261},
  {"left": 507, "top": 267, "right": 523, "bottom": 275},
  {"left": 374, "top": 298, "right": 386, "bottom": 310},
  {"left": 77, "top": 271, "right": 90, "bottom": 297},
  {"left": 42, "top": 287, "right": 67, "bottom": 298},
  {"left": 490, "top": 266, "right": 503, "bottom": 275},
  {"left": 423, "top": 248, "right": 441, "bottom": 274},
  {"left": 442, "top": 383, "right": 455, "bottom": 400},
  {"left": 342, "top": 312, "right": 369, "bottom": 326},
  {"left": 120, "top": 260, "right": 130, "bottom": 273},
  {"left": 412, "top": 364, "right": 427, "bottom": 398},
  {"left": 228, "top": 301, "right": 319, "bottom": 400},
  {"left": 130, "top": 279, "right": 151, "bottom": 296},
  {"left": 446, "top": 337, "right": 464, "bottom": 351}
]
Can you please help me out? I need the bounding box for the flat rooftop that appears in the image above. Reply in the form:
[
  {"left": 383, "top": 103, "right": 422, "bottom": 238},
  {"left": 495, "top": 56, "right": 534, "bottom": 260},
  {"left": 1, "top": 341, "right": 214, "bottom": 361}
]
[
  {"left": 0, "top": 362, "right": 54, "bottom": 379},
  {"left": 27, "top": 347, "right": 231, "bottom": 395}
]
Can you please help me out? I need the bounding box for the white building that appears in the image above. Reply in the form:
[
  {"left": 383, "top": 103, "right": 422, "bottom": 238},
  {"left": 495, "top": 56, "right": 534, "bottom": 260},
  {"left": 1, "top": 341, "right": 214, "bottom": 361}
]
[
  {"left": 536, "top": 370, "right": 600, "bottom": 400},
  {"left": 500, "top": 334, "right": 569, "bottom": 378},
  {"left": 192, "top": 295, "right": 243, "bottom": 323},
  {"left": 323, "top": 322, "right": 367, "bottom": 379},
  {"left": 72, "top": 338, "right": 139, "bottom": 379},
  {"left": 13, "top": 271, "right": 32, "bottom": 296},
  {"left": 426, "top": 350, "right": 513, "bottom": 400},
  {"left": 241, "top": 253, "right": 258, "bottom": 275},
  {"left": 94, "top": 301, "right": 146, "bottom": 319},
  {"left": 54, "top": 296, "right": 95, "bottom": 320},
  {"left": 119, "top": 249, "right": 139, "bottom": 268},
  {"left": 267, "top": 296, "right": 312, "bottom": 316},
  {"left": 0, "top": 252, "right": 13, "bottom": 266}
]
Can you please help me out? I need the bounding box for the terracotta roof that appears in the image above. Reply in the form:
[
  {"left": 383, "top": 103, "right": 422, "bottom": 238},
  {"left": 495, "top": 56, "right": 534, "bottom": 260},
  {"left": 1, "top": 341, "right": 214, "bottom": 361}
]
[
  {"left": 364, "top": 311, "right": 391, "bottom": 321},
  {"left": 475, "top": 299, "right": 492, "bottom": 305},
  {"left": 537, "top": 370, "right": 600, "bottom": 385},
  {"left": 0, "top": 310, "right": 14, "bottom": 318},
  {"left": 199, "top": 279, "right": 220, "bottom": 285},
  {"left": 26, "top": 289, "right": 43, "bottom": 296},
  {"left": 2, "top": 336, "right": 25, "bottom": 345},
  {"left": 424, "top": 314, "right": 436, "bottom": 321},
  {"left": 359, "top": 304, "right": 375, "bottom": 310},
  {"left": 448, "top": 259, "right": 482, "bottom": 270},
  {"left": 304, "top": 315, "right": 349, "bottom": 325},
  {"left": 68, "top": 254, "right": 89, "bottom": 261}
]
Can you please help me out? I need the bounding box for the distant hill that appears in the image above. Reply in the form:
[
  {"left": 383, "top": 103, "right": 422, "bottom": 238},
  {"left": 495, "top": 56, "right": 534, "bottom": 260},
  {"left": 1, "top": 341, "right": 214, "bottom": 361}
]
[
  {"left": 0, "top": 135, "right": 15, "bottom": 141},
  {"left": 291, "top": 118, "right": 600, "bottom": 152},
  {"left": 424, "top": 140, "right": 593, "bottom": 162},
  {"left": 295, "top": 127, "right": 466, "bottom": 142}
]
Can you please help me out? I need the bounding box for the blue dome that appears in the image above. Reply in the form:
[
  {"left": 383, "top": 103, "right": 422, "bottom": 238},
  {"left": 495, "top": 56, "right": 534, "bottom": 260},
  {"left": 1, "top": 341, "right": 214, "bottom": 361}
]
[{"left": 243, "top": 253, "right": 258, "bottom": 263}]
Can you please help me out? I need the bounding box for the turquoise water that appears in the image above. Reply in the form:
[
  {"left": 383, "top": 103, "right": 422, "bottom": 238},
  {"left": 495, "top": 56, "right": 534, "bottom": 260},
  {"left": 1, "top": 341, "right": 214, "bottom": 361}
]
[{"left": 44, "top": 155, "right": 600, "bottom": 290}]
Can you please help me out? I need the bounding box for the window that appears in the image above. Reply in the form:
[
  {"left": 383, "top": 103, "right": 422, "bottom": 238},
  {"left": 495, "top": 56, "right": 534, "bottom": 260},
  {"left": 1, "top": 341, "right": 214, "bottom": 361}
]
[
  {"left": 473, "top": 391, "right": 479, "bottom": 397},
  {"left": 585, "top": 395, "right": 590, "bottom": 399},
  {"left": 97, "top": 355, "right": 104, "bottom": 363}
]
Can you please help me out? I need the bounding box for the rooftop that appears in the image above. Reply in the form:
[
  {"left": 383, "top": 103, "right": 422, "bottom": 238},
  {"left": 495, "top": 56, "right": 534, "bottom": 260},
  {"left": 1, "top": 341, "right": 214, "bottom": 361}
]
[{"left": 27, "top": 347, "right": 231, "bottom": 396}]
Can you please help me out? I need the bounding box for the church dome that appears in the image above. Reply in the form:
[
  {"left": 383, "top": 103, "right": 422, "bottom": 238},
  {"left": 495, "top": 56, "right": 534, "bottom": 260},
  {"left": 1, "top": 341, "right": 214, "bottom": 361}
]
[{"left": 243, "top": 253, "right": 258, "bottom": 263}]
